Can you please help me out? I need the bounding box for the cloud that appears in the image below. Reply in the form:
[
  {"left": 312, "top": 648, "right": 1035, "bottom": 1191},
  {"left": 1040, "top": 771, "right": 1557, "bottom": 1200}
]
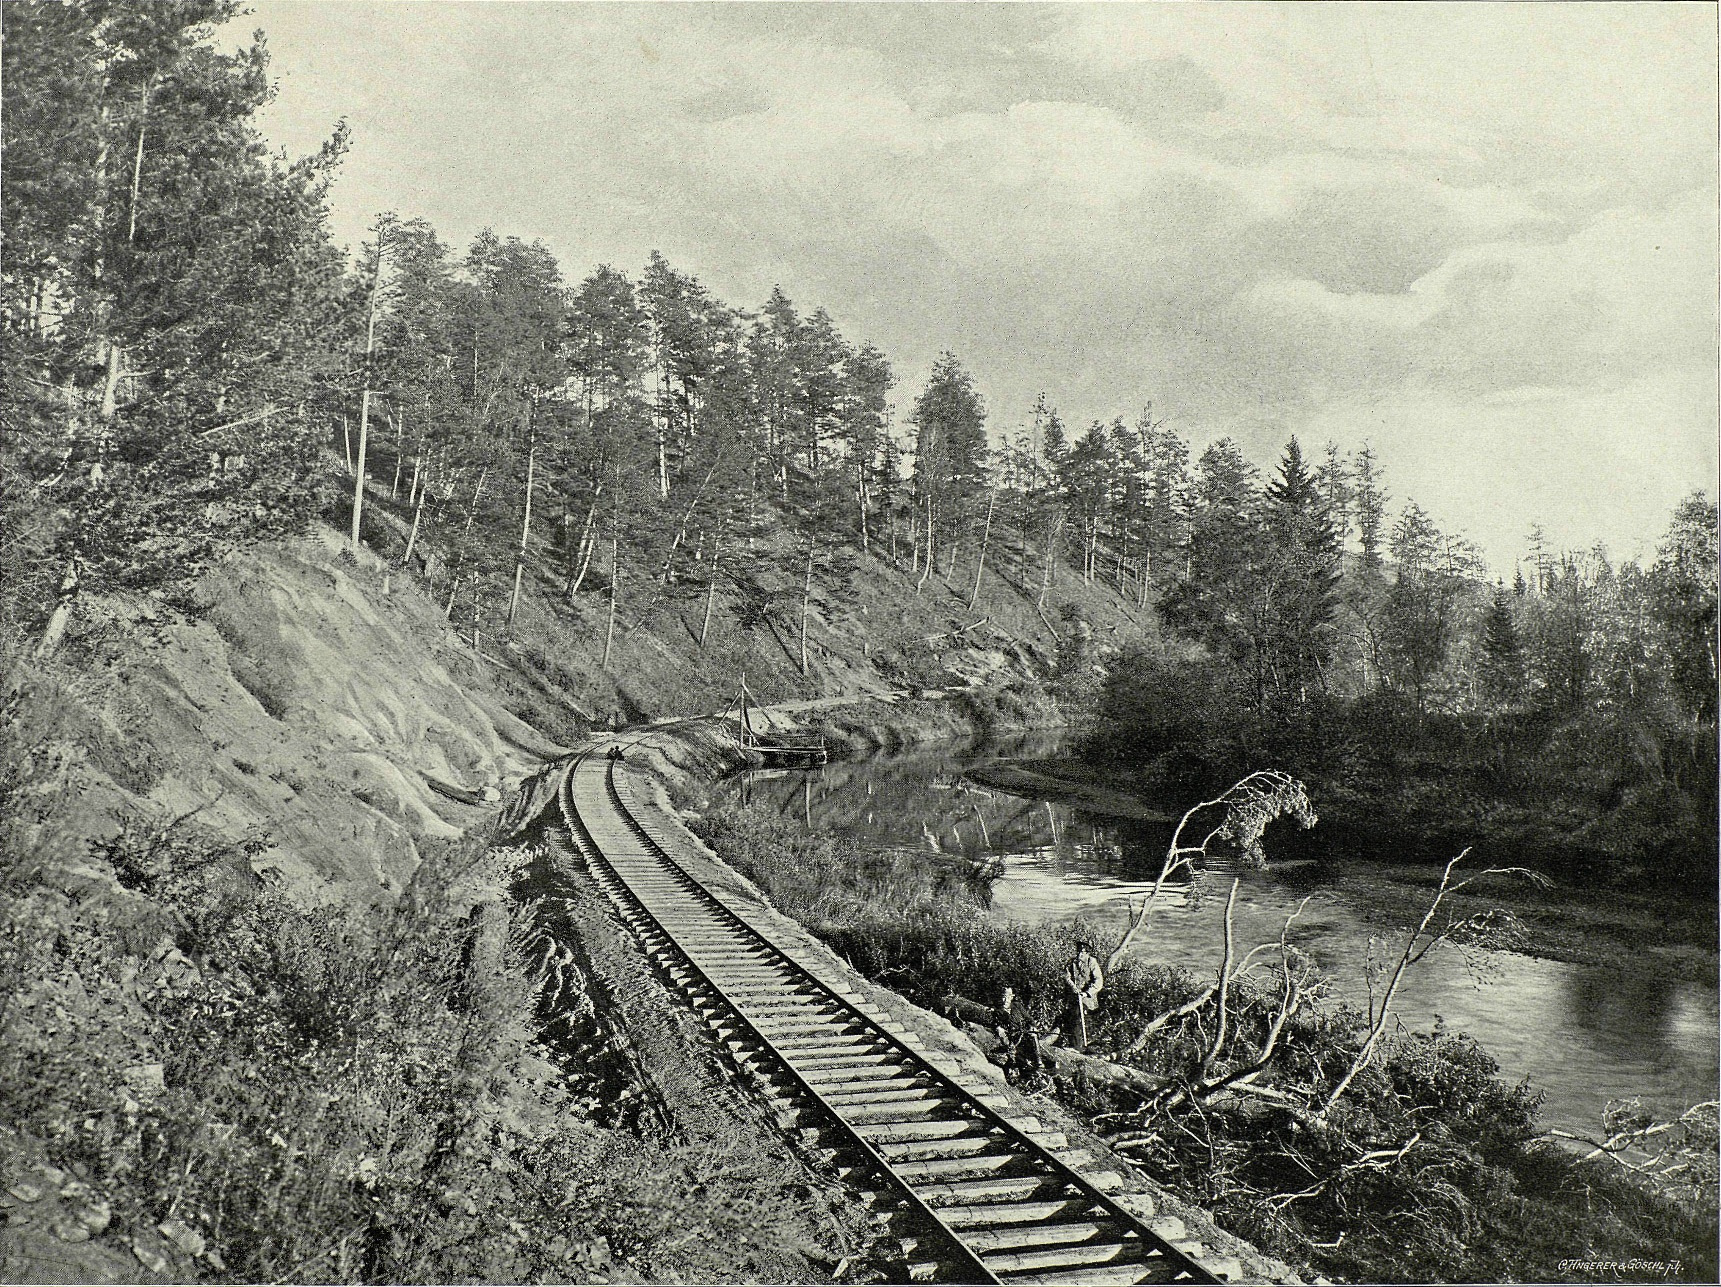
[{"left": 1242, "top": 192, "right": 1716, "bottom": 399}]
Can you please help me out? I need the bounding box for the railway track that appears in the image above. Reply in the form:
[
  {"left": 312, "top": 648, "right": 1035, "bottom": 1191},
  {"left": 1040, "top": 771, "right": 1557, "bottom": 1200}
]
[{"left": 555, "top": 748, "right": 1220, "bottom": 1286}]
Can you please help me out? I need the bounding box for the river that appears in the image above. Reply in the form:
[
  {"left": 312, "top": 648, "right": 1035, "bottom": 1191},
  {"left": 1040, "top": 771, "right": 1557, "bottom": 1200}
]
[{"left": 718, "top": 735, "right": 1719, "bottom": 1139}]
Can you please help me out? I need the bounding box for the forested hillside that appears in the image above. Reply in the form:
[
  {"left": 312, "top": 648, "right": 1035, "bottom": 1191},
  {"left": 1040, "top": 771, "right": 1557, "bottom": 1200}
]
[{"left": 6, "top": 3, "right": 1713, "bottom": 767}]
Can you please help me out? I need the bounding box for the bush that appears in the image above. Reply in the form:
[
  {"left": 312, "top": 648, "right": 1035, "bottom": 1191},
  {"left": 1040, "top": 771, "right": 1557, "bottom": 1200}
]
[{"left": 2, "top": 785, "right": 855, "bottom": 1282}]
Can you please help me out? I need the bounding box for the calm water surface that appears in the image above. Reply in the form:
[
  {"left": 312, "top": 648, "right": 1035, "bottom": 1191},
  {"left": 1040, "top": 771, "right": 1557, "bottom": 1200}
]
[{"left": 719, "top": 736, "right": 1718, "bottom": 1138}]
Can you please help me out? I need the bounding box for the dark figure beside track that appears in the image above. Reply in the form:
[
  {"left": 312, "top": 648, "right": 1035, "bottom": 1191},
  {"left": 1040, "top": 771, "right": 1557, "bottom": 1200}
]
[{"left": 1063, "top": 939, "right": 1104, "bottom": 1052}]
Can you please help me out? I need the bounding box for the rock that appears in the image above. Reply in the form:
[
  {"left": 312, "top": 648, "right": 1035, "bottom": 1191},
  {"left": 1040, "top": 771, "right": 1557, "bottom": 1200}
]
[
  {"left": 1206, "top": 1254, "right": 1244, "bottom": 1282},
  {"left": 123, "top": 1063, "right": 166, "bottom": 1098},
  {"left": 1150, "top": 1215, "right": 1188, "bottom": 1242},
  {"left": 5, "top": 1183, "right": 43, "bottom": 1204},
  {"left": 1115, "top": 1191, "right": 1156, "bottom": 1219},
  {"left": 80, "top": 1200, "right": 112, "bottom": 1235}
]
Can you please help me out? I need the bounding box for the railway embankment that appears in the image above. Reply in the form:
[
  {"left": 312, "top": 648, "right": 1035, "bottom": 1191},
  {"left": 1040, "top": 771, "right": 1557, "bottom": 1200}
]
[
  {"left": 0, "top": 521, "right": 1195, "bottom": 1284},
  {"left": 554, "top": 716, "right": 1303, "bottom": 1285}
]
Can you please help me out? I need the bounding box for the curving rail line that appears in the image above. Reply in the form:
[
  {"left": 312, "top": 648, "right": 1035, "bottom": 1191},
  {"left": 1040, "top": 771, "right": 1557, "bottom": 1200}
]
[{"left": 555, "top": 748, "right": 1220, "bottom": 1286}]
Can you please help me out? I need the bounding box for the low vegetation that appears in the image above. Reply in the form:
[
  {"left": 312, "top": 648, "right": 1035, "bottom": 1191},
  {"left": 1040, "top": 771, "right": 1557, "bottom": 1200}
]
[
  {"left": 0, "top": 666, "right": 853, "bottom": 1284},
  {"left": 693, "top": 795, "right": 1719, "bottom": 1283}
]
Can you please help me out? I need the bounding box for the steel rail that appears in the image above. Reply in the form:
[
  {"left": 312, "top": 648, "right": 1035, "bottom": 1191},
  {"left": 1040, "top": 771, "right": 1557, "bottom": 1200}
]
[
  {"left": 555, "top": 747, "right": 1219, "bottom": 1286},
  {"left": 556, "top": 750, "right": 995, "bottom": 1283}
]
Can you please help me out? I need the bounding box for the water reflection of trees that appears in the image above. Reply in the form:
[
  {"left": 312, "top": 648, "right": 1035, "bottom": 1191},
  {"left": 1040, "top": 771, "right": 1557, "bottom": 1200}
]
[
  {"left": 722, "top": 751, "right": 1719, "bottom": 1131},
  {"left": 1563, "top": 966, "right": 1693, "bottom": 1066},
  {"left": 725, "top": 751, "right": 1198, "bottom": 899}
]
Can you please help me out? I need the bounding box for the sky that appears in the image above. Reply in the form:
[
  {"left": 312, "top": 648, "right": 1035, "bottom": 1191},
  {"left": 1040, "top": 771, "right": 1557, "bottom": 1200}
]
[{"left": 229, "top": 0, "right": 1719, "bottom": 574}]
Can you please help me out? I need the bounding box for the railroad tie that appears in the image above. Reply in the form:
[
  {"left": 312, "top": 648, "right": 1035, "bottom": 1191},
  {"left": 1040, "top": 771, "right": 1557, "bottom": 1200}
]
[{"left": 554, "top": 749, "right": 1220, "bottom": 1286}]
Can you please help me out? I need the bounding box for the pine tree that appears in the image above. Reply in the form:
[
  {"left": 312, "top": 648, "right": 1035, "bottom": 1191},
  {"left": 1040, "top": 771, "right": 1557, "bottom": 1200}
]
[
  {"left": 1140, "top": 414, "right": 1190, "bottom": 600},
  {"left": 1317, "top": 440, "right": 1353, "bottom": 545},
  {"left": 747, "top": 286, "right": 803, "bottom": 506},
  {"left": 1161, "top": 439, "right": 1274, "bottom": 712},
  {"left": 641, "top": 250, "right": 727, "bottom": 491},
  {"left": 5, "top": 0, "right": 349, "bottom": 653},
  {"left": 835, "top": 341, "right": 893, "bottom": 552},
  {"left": 1351, "top": 442, "right": 1388, "bottom": 572},
  {"left": 1651, "top": 492, "right": 1719, "bottom": 720},
  {"left": 1264, "top": 437, "right": 1343, "bottom": 707},
  {"left": 1379, "top": 502, "right": 1481, "bottom": 711},
  {"left": 1479, "top": 588, "right": 1527, "bottom": 711},
  {"left": 1059, "top": 421, "right": 1112, "bottom": 584},
  {"left": 908, "top": 352, "right": 986, "bottom": 586}
]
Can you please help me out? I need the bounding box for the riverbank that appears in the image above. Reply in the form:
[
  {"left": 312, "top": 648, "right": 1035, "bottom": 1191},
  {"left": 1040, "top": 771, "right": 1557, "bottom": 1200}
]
[
  {"left": 611, "top": 694, "right": 1717, "bottom": 1284},
  {"left": 607, "top": 705, "right": 1306, "bottom": 1285}
]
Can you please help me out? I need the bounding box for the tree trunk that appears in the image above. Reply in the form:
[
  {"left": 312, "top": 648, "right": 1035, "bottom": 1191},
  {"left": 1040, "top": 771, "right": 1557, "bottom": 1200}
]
[
  {"left": 857, "top": 468, "right": 870, "bottom": 555},
  {"left": 97, "top": 341, "right": 122, "bottom": 425},
  {"left": 444, "top": 467, "right": 488, "bottom": 619},
  {"left": 799, "top": 542, "right": 815, "bottom": 676},
  {"left": 566, "top": 487, "right": 602, "bottom": 598},
  {"left": 506, "top": 430, "right": 536, "bottom": 635},
  {"left": 700, "top": 539, "right": 720, "bottom": 649},
  {"left": 350, "top": 388, "right": 371, "bottom": 554},
  {"left": 91, "top": 85, "right": 149, "bottom": 429},
  {"left": 35, "top": 560, "right": 80, "bottom": 658},
  {"left": 389, "top": 407, "right": 405, "bottom": 499},
  {"left": 403, "top": 478, "right": 427, "bottom": 572},
  {"left": 658, "top": 453, "right": 723, "bottom": 585},
  {"left": 349, "top": 233, "right": 384, "bottom": 557},
  {"left": 916, "top": 497, "right": 935, "bottom": 592},
  {"left": 602, "top": 531, "right": 620, "bottom": 669},
  {"left": 1038, "top": 514, "right": 1063, "bottom": 613},
  {"left": 656, "top": 422, "right": 669, "bottom": 500},
  {"left": 967, "top": 491, "right": 994, "bottom": 612}
]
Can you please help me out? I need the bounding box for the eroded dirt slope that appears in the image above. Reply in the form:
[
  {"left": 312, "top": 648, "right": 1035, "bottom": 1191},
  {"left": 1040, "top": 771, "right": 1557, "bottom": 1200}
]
[{"left": 35, "top": 529, "right": 570, "bottom": 896}]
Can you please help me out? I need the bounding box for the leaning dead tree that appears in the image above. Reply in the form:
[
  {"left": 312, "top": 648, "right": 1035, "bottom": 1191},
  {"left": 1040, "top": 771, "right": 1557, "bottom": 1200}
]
[
  {"left": 1544, "top": 1098, "right": 1720, "bottom": 1207},
  {"left": 1033, "top": 771, "right": 1320, "bottom": 1099},
  {"left": 1075, "top": 778, "right": 1549, "bottom": 1138},
  {"left": 1319, "top": 847, "right": 1548, "bottom": 1115},
  {"left": 1104, "top": 769, "right": 1317, "bottom": 974}
]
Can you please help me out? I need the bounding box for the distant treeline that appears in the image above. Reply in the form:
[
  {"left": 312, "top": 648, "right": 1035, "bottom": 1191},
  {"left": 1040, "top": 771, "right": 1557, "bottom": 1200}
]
[{"left": 1081, "top": 439, "right": 1717, "bottom": 888}]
